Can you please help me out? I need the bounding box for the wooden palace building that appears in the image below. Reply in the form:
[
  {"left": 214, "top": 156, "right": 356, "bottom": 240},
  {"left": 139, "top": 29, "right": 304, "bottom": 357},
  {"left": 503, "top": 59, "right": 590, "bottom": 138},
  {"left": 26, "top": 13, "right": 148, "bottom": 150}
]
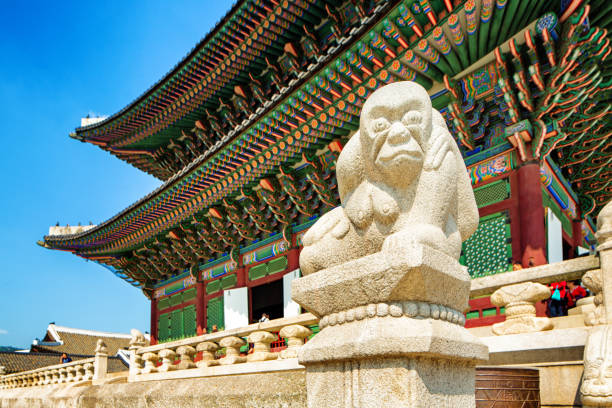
[{"left": 40, "top": 0, "right": 610, "bottom": 344}]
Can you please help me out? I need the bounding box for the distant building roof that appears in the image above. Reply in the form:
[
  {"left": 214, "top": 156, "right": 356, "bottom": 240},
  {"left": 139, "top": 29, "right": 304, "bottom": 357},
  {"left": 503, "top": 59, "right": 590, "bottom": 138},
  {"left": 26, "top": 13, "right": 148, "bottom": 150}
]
[
  {"left": 30, "top": 324, "right": 148, "bottom": 356},
  {"left": 0, "top": 351, "right": 127, "bottom": 375}
]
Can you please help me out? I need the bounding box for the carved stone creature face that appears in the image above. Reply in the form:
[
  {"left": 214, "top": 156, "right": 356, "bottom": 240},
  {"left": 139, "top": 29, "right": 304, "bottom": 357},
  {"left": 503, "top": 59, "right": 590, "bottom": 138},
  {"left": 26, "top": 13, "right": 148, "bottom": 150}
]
[{"left": 360, "top": 82, "right": 432, "bottom": 187}]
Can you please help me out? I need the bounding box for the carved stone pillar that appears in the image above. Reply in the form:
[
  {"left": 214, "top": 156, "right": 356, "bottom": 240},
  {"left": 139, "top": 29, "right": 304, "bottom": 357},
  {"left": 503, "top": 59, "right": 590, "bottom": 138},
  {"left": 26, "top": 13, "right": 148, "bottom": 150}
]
[
  {"left": 279, "top": 325, "right": 312, "bottom": 359},
  {"left": 582, "top": 200, "right": 612, "bottom": 407},
  {"left": 219, "top": 336, "right": 246, "bottom": 365},
  {"left": 158, "top": 349, "right": 177, "bottom": 372},
  {"left": 196, "top": 342, "right": 219, "bottom": 367},
  {"left": 142, "top": 353, "right": 158, "bottom": 374},
  {"left": 58, "top": 367, "right": 67, "bottom": 384},
  {"left": 490, "top": 282, "right": 552, "bottom": 335},
  {"left": 83, "top": 363, "right": 94, "bottom": 381},
  {"left": 129, "top": 329, "right": 146, "bottom": 378},
  {"left": 93, "top": 339, "right": 108, "bottom": 381},
  {"left": 247, "top": 331, "right": 278, "bottom": 362},
  {"left": 176, "top": 345, "right": 196, "bottom": 370}
]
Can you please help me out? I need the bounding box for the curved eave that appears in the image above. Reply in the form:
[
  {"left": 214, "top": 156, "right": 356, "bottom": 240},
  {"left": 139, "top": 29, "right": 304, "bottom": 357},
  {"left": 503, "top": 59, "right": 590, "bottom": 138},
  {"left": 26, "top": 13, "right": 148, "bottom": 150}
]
[{"left": 73, "top": 0, "right": 244, "bottom": 141}]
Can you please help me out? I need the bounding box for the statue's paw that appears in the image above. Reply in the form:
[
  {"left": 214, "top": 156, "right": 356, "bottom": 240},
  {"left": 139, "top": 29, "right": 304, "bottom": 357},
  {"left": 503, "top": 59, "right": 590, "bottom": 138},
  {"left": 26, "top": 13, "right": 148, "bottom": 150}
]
[
  {"left": 381, "top": 232, "right": 419, "bottom": 269},
  {"left": 302, "top": 207, "right": 344, "bottom": 246},
  {"left": 424, "top": 128, "right": 452, "bottom": 171},
  {"left": 331, "top": 214, "right": 350, "bottom": 239}
]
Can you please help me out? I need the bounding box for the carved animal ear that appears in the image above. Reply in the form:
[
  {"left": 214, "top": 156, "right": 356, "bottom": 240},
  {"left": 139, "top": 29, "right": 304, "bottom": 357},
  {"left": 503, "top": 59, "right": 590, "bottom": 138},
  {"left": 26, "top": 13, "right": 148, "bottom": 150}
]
[
  {"left": 344, "top": 182, "right": 373, "bottom": 230},
  {"left": 337, "top": 131, "right": 365, "bottom": 203}
]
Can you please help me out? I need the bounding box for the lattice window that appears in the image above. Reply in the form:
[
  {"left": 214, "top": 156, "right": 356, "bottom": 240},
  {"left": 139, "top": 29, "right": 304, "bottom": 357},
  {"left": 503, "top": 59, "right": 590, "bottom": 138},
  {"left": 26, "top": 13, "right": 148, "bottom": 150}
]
[
  {"left": 183, "top": 305, "right": 197, "bottom": 338},
  {"left": 170, "top": 309, "right": 183, "bottom": 340},
  {"left": 473, "top": 180, "right": 510, "bottom": 208},
  {"left": 158, "top": 313, "right": 171, "bottom": 342},
  {"left": 220, "top": 274, "right": 237, "bottom": 290},
  {"left": 207, "top": 296, "right": 224, "bottom": 332},
  {"left": 460, "top": 212, "right": 512, "bottom": 278},
  {"left": 158, "top": 297, "right": 169, "bottom": 311}
]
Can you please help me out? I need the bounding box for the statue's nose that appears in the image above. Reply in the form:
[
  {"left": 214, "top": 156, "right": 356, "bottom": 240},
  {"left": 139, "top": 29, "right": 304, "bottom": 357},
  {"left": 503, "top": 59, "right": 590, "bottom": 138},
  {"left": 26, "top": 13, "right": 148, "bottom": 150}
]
[{"left": 386, "top": 122, "right": 409, "bottom": 144}]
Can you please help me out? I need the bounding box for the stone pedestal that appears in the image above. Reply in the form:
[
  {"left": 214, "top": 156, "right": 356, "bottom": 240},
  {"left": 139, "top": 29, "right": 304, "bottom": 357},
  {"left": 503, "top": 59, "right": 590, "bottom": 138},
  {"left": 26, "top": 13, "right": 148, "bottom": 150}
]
[
  {"left": 293, "top": 245, "right": 488, "bottom": 408},
  {"left": 490, "top": 282, "right": 552, "bottom": 335}
]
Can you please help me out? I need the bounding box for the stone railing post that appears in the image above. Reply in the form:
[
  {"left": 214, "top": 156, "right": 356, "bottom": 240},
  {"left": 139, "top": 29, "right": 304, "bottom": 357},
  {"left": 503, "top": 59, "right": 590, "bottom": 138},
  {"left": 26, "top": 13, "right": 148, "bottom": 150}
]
[
  {"left": 490, "top": 282, "right": 552, "bottom": 335},
  {"left": 219, "top": 336, "right": 246, "bottom": 365},
  {"left": 74, "top": 364, "right": 84, "bottom": 382},
  {"left": 158, "top": 349, "right": 177, "bottom": 372},
  {"left": 582, "top": 200, "right": 612, "bottom": 408},
  {"left": 93, "top": 339, "right": 108, "bottom": 381},
  {"left": 128, "top": 329, "right": 146, "bottom": 378},
  {"left": 247, "top": 331, "right": 278, "bottom": 362},
  {"left": 279, "top": 325, "right": 312, "bottom": 359},
  {"left": 58, "top": 367, "right": 67, "bottom": 384},
  {"left": 196, "top": 341, "right": 219, "bottom": 368},
  {"left": 83, "top": 362, "right": 94, "bottom": 381},
  {"left": 142, "top": 352, "right": 158, "bottom": 374},
  {"left": 51, "top": 369, "right": 60, "bottom": 384},
  {"left": 176, "top": 346, "right": 196, "bottom": 370}
]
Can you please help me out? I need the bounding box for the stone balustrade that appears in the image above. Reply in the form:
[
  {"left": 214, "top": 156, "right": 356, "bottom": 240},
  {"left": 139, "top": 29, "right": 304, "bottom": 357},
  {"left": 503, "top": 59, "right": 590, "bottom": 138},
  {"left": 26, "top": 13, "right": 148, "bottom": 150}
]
[
  {"left": 129, "top": 313, "right": 317, "bottom": 382},
  {"left": 0, "top": 358, "right": 95, "bottom": 389}
]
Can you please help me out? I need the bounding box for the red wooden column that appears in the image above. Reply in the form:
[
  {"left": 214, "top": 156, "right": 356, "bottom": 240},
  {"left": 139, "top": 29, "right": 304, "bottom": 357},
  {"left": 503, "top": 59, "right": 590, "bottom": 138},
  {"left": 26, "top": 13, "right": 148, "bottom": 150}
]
[
  {"left": 150, "top": 297, "right": 158, "bottom": 345},
  {"left": 287, "top": 248, "right": 300, "bottom": 271},
  {"left": 196, "top": 281, "right": 206, "bottom": 335},
  {"left": 517, "top": 160, "right": 547, "bottom": 267}
]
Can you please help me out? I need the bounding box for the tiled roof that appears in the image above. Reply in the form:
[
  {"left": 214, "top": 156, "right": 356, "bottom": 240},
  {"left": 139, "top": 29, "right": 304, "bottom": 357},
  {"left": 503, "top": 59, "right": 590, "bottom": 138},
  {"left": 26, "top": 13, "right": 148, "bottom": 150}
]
[
  {"left": 30, "top": 324, "right": 148, "bottom": 356},
  {"left": 0, "top": 352, "right": 127, "bottom": 374}
]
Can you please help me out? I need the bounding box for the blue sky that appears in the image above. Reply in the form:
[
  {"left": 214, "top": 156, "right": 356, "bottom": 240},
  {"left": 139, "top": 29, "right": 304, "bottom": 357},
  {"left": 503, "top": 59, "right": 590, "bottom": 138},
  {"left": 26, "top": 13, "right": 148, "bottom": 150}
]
[{"left": 0, "top": 0, "right": 232, "bottom": 348}]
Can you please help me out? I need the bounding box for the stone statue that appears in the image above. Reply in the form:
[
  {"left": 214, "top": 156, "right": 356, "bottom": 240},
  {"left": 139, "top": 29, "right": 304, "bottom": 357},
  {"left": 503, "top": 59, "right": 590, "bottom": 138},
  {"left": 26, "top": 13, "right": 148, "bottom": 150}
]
[
  {"left": 95, "top": 339, "right": 108, "bottom": 355},
  {"left": 292, "top": 82, "right": 487, "bottom": 408},
  {"left": 129, "top": 329, "right": 146, "bottom": 348},
  {"left": 300, "top": 81, "right": 478, "bottom": 276}
]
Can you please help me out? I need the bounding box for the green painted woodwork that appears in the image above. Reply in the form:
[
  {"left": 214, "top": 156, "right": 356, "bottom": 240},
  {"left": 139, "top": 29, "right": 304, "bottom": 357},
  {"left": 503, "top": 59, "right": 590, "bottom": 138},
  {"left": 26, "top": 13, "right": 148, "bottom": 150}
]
[
  {"left": 206, "top": 279, "right": 222, "bottom": 294},
  {"left": 183, "top": 305, "right": 197, "bottom": 338},
  {"left": 465, "top": 311, "right": 480, "bottom": 320},
  {"left": 473, "top": 180, "right": 510, "bottom": 208},
  {"left": 170, "top": 309, "right": 183, "bottom": 340},
  {"left": 157, "top": 297, "right": 169, "bottom": 311},
  {"left": 248, "top": 256, "right": 288, "bottom": 281},
  {"left": 182, "top": 287, "right": 197, "bottom": 302},
  {"left": 249, "top": 263, "right": 268, "bottom": 281},
  {"left": 461, "top": 212, "right": 512, "bottom": 278},
  {"left": 268, "top": 256, "right": 288, "bottom": 275},
  {"left": 158, "top": 313, "right": 171, "bottom": 342},
  {"left": 164, "top": 281, "right": 184, "bottom": 296},
  {"left": 482, "top": 307, "right": 498, "bottom": 318},
  {"left": 220, "top": 274, "right": 237, "bottom": 290},
  {"left": 169, "top": 293, "right": 182, "bottom": 307},
  {"left": 207, "top": 296, "right": 224, "bottom": 333}
]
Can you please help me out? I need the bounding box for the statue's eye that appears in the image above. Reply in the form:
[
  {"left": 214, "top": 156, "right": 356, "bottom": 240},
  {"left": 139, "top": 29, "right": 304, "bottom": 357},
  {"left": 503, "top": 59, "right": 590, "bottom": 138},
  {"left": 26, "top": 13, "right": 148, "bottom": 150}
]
[
  {"left": 402, "top": 111, "right": 422, "bottom": 125},
  {"left": 371, "top": 118, "right": 390, "bottom": 133}
]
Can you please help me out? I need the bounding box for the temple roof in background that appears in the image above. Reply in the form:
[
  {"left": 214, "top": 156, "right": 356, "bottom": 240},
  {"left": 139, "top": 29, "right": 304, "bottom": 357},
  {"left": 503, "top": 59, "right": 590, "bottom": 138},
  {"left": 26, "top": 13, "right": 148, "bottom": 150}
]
[{"left": 42, "top": 0, "right": 611, "bottom": 289}]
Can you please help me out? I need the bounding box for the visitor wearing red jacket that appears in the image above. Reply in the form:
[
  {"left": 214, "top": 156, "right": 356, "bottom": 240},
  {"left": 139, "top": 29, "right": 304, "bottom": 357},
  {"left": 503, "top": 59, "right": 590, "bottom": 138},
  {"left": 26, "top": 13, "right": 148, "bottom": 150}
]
[{"left": 567, "top": 280, "right": 588, "bottom": 308}]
